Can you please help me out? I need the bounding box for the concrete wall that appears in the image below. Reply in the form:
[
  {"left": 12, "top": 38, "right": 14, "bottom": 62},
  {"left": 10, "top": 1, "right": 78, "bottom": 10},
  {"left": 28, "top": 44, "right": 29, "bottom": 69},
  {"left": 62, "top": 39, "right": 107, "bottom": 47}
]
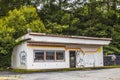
[
  {"left": 26, "top": 46, "right": 69, "bottom": 69},
  {"left": 26, "top": 45, "right": 103, "bottom": 69},
  {"left": 11, "top": 42, "right": 28, "bottom": 69},
  {"left": 68, "top": 45, "right": 103, "bottom": 68},
  {"left": 12, "top": 42, "right": 103, "bottom": 69}
]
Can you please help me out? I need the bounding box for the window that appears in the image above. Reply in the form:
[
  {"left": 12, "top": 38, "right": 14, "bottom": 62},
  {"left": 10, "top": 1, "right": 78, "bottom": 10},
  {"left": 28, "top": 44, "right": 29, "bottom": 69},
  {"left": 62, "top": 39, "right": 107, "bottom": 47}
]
[
  {"left": 34, "top": 50, "right": 65, "bottom": 62},
  {"left": 56, "top": 51, "right": 65, "bottom": 60},
  {"left": 34, "top": 50, "right": 44, "bottom": 61},
  {"left": 46, "top": 50, "right": 54, "bottom": 60}
]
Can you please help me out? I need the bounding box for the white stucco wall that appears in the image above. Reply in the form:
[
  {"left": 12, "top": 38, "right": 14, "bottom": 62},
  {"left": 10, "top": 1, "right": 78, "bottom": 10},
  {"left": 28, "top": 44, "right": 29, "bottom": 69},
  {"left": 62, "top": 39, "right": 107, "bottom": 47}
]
[
  {"left": 11, "top": 42, "right": 28, "bottom": 69},
  {"left": 94, "top": 46, "right": 103, "bottom": 67},
  {"left": 26, "top": 46, "right": 69, "bottom": 69},
  {"left": 71, "top": 45, "right": 103, "bottom": 68},
  {"left": 12, "top": 42, "right": 104, "bottom": 69},
  {"left": 25, "top": 44, "right": 103, "bottom": 69}
]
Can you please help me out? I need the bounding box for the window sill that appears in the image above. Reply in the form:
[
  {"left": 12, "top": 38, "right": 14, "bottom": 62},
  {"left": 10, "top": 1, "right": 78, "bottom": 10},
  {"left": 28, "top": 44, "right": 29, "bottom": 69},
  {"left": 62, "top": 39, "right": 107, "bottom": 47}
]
[{"left": 34, "top": 60, "right": 65, "bottom": 62}]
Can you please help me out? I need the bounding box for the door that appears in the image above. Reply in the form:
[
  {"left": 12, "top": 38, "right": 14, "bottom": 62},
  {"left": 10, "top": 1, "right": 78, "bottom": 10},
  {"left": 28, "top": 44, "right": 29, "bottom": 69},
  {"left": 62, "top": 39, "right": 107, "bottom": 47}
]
[{"left": 69, "top": 51, "right": 76, "bottom": 68}]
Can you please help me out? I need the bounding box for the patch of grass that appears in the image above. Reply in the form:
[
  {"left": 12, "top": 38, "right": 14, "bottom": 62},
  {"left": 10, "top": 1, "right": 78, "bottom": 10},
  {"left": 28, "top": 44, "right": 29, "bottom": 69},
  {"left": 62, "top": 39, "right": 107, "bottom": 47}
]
[
  {"left": 11, "top": 65, "right": 120, "bottom": 73},
  {"left": 0, "top": 68, "right": 7, "bottom": 71},
  {"left": 12, "top": 68, "right": 87, "bottom": 73}
]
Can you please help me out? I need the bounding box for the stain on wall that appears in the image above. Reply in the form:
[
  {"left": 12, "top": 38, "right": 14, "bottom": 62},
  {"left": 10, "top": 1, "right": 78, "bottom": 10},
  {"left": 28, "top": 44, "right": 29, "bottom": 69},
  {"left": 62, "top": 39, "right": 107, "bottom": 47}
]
[{"left": 19, "top": 51, "right": 27, "bottom": 66}]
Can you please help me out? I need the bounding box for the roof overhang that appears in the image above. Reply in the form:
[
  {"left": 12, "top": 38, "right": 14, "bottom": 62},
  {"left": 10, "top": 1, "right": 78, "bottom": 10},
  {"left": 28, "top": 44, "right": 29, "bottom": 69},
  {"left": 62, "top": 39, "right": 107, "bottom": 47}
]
[{"left": 18, "top": 32, "right": 112, "bottom": 46}]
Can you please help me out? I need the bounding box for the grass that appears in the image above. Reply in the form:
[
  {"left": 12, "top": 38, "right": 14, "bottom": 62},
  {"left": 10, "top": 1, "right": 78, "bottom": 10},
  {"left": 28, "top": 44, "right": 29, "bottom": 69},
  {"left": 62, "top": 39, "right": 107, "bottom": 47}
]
[
  {"left": 0, "top": 67, "right": 7, "bottom": 71},
  {"left": 11, "top": 65, "right": 120, "bottom": 73}
]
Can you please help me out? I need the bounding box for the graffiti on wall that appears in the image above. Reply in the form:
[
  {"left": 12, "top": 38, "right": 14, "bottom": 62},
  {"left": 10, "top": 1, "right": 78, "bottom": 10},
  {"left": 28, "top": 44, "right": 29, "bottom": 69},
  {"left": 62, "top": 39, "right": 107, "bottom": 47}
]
[
  {"left": 76, "top": 51, "right": 84, "bottom": 68},
  {"left": 76, "top": 51, "right": 95, "bottom": 68},
  {"left": 19, "top": 51, "right": 27, "bottom": 66}
]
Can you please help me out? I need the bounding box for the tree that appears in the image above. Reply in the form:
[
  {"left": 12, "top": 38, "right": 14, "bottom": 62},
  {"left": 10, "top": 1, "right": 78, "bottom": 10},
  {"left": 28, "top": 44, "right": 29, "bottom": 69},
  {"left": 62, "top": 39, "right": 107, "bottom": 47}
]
[
  {"left": 0, "top": 6, "right": 46, "bottom": 67},
  {"left": 0, "top": 0, "right": 31, "bottom": 17},
  {"left": 5, "top": 6, "right": 46, "bottom": 38}
]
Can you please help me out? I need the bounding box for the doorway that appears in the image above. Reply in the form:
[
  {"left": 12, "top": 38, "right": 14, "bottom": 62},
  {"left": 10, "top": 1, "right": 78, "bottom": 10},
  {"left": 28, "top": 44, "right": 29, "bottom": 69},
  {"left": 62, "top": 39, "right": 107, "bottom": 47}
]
[{"left": 69, "top": 51, "right": 76, "bottom": 68}]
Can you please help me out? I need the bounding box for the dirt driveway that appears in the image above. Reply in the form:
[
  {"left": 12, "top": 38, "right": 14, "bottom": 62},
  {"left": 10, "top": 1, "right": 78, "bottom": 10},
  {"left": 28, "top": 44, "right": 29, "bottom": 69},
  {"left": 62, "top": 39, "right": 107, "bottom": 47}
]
[{"left": 0, "top": 68, "right": 120, "bottom": 80}]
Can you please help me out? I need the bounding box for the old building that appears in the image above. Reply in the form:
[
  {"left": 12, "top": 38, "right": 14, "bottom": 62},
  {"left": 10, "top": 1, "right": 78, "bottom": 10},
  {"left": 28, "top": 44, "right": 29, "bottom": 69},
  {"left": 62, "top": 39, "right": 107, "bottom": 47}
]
[{"left": 11, "top": 32, "right": 111, "bottom": 69}]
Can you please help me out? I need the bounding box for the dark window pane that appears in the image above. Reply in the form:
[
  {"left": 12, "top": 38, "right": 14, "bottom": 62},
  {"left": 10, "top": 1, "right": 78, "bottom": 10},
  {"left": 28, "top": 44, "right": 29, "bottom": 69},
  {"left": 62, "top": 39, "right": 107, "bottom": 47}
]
[
  {"left": 46, "top": 50, "right": 54, "bottom": 60},
  {"left": 56, "top": 51, "right": 64, "bottom": 60},
  {"left": 34, "top": 50, "right": 44, "bottom": 61}
]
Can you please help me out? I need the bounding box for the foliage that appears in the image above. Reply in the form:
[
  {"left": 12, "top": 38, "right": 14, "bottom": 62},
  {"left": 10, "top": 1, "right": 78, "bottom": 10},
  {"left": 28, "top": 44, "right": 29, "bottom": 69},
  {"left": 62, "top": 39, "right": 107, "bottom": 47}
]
[
  {"left": 0, "top": 0, "right": 31, "bottom": 16},
  {"left": 0, "top": 6, "right": 46, "bottom": 67},
  {"left": 38, "top": 0, "right": 120, "bottom": 55},
  {"left": 12, "top": 65, "right": 120, "bottom": 73}
]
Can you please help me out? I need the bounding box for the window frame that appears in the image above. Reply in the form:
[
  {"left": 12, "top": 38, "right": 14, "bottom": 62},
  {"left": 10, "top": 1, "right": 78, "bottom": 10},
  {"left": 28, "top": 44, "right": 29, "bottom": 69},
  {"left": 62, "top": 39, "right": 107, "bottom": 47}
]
[
  {"left": 34, "top": 50, "right": 44, "bottom": 62},
  {"left": 56, "top": 50, "right": 65, "bottom": 61},
  {"left": 46, "top": 50, "right": 55, "bottom": 61},
  {"left": 33, "top": 50, "right": 65, "bottom": 62}
]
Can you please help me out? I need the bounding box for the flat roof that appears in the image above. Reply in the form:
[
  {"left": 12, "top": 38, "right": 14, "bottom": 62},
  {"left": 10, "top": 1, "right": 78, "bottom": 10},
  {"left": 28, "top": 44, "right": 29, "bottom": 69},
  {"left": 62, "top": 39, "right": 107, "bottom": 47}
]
[{"left": 29, "top": 32, "right": 112, "bottom": 41}]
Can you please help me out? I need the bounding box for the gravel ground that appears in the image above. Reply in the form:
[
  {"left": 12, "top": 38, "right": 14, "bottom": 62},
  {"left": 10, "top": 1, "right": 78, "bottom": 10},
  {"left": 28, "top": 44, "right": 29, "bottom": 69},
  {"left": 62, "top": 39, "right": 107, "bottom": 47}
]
[{"left": 0, "top": 68, "right": 120, "bottom": 80}]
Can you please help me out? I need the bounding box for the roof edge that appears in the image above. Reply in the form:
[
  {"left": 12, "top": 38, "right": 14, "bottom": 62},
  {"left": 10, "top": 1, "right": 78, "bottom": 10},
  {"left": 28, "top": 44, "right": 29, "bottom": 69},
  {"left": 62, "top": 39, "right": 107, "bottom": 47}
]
[{"left": 29, "top": 32, "right": 112, "bottom": 41}]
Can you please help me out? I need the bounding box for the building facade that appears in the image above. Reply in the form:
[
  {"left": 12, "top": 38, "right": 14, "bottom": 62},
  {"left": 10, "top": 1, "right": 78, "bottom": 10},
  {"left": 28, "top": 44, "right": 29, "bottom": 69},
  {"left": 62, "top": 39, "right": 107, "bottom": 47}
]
[{"left": 11, "top": 32, "right": 111, "bottom": 69}]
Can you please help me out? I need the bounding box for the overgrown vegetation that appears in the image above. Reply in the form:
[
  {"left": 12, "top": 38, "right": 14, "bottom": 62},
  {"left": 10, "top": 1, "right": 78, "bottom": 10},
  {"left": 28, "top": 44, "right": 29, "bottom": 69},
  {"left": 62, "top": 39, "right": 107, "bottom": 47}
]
[
  {"left": 0, "top": 0, "right": 120, "bottom": 68},
  {"left": 11, "top": 65, "right": 120, "bottom": 73}
]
